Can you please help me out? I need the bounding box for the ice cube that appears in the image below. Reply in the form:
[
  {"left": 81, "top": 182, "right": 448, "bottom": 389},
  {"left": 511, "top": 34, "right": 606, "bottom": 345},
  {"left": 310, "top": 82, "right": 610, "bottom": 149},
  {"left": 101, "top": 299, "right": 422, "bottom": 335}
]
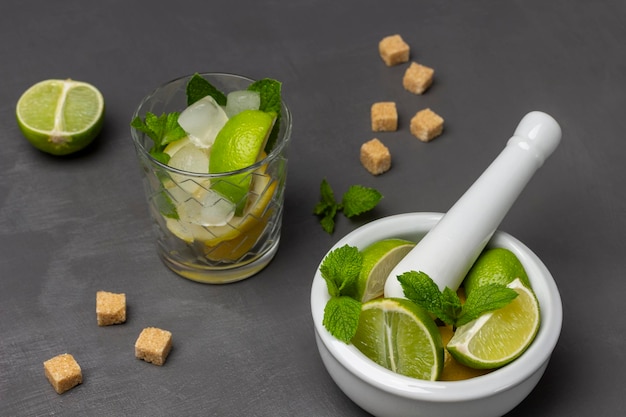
[
  {"left": 224, "top": 90, "right": 261, "bottom": 117},
  {"left": 178, "top": 189, "right": 236, "bottom": 227},
  {"left": 167, "top": 143, "right": 211, "bottom": 194},
  {"left": 168, "top": 142, "right": 209, "bottom": 174},
  {"left": 178, "top": 96, "right": 229, "bottom": 148}
]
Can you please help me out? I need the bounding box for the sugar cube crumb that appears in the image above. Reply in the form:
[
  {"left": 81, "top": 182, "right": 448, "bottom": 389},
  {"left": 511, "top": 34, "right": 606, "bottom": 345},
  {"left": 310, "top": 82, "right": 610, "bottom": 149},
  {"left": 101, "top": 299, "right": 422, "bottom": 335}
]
[
  {"left": 378, "top": 34, "right": 410, "bottom": 66},
  {"left": 410, "top": 108, "right": 444, "bottom": 142},
  {"left": 43, "top": 353, "right": 82, "bottom": 394},
  {"left": 135, "top": 327, "right": 172, "bottom": 366},
  {"left": 96, "top": 291, "right": 126, "bottom": 326},
  {"left": 360, "top": 138, "right": 391, "bottom": 175}
]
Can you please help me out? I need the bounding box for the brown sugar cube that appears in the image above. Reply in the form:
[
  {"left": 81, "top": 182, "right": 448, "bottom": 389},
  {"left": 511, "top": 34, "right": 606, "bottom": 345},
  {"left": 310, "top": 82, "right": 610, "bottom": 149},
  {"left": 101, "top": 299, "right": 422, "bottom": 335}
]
[
  {"left": 378, "top": 34, "right": 410, "bottom": 66},
  {"left": 43, "top": 353, "right": 82, "bottom": 394},
  {"left": 360, "top": 138, "right": 391, "bottom": 175},
  {"left": 371, "top": 102, "right": 398, "bottom": 132},
  {"left": 410, "top": 108, "right": 444, "bottom": 142},
  {"left": 96, "top": 291, "right": 126, "bottom": 326},
  {"left": 403, "top": 62, "right": 435, "bottom": 95},
  {"left": 135, "top": 327, "right": 172, "bottom": 366}
]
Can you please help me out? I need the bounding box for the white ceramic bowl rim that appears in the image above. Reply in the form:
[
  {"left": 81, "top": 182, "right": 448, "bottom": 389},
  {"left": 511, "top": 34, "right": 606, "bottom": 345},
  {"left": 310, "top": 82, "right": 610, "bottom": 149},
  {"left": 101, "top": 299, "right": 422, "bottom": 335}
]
[{"left": 311, "top": 212, "right": 563, "bottom": 403}]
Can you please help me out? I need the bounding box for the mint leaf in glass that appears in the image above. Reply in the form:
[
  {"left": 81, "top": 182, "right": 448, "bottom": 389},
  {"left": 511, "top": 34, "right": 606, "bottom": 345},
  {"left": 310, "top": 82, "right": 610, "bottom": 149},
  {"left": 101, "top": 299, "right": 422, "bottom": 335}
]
[
  {"left": 248, "top": 78, "right": 282, "bottom": 152},
  {"left": 131, "top": 112, "right": 185, "bottom": 160},
  {"left": 186, "top": 73, "right": 227, "bottom": 106}
]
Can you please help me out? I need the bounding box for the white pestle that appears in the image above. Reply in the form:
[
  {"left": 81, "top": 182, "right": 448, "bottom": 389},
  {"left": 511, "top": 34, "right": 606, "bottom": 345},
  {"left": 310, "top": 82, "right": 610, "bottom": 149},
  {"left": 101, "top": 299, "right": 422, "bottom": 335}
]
[{"left": 384, "top": 111, "right": 562, "bottom": 297}]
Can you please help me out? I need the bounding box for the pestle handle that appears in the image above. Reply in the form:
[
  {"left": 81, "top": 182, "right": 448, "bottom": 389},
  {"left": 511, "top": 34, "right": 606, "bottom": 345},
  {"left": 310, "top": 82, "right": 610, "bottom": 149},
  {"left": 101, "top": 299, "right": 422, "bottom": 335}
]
[{"left": 384, "top": 111, "right": 562, "bottom": 297}]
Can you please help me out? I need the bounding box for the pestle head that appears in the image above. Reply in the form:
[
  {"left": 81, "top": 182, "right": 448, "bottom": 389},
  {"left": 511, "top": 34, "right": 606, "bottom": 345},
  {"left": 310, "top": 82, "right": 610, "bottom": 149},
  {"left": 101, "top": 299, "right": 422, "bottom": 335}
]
[{"left": 508, "top": 111, "right": 562, "bottom": 165}]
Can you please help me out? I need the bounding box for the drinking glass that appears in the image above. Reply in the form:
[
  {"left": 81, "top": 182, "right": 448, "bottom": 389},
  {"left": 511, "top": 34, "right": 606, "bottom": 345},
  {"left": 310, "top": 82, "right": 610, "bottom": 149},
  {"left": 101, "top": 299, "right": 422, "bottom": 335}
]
[{"left": 131, "top": 73, "right": 292, "bottom": 283}]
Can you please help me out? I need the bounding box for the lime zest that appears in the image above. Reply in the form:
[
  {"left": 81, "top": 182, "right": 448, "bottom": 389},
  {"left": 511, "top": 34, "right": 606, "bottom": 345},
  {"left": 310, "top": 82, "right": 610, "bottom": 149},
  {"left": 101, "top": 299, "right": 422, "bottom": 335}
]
[
  {"left": 186, "top": 73, "right": 227, "bottom": 106},
  {"left": 314, "top": 179, "right": 383, "bottom": 234},
  {"left": 398, "top": 271, "right": 518, "bottom": 328}
]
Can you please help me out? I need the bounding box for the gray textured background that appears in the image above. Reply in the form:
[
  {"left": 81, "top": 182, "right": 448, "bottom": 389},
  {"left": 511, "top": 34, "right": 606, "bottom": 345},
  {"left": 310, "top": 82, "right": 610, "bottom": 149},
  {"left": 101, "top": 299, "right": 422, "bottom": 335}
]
[{"left": 1, "top": 0, "right": 625, "bottom": 416}]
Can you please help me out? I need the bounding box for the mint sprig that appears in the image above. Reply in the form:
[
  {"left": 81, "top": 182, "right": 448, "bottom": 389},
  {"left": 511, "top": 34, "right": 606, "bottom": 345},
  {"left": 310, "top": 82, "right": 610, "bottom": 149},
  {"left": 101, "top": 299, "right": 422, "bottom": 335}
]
[
  {"left": 320, "top": 245, "right": 363, "bottom": 343},
  {"left": 397, "top": 271, "right": 518, "bottom": 328},
  {"left": 248, "top": 78, "right": 282, "bottom": 152},
  {"left": 131, "top": 112, "right": 186, "bottom": 163},
  {"left": 314, "top": 179, "right": 383, "bottom": 234}
]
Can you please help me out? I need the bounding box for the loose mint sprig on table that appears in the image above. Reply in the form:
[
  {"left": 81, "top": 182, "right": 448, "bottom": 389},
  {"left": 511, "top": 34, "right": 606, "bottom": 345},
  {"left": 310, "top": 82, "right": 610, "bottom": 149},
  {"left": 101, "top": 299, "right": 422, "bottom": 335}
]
[
  {"left": 320, "top": 245, "right": 363, "bottom": 343},
  {"left": 397, "top": 271, "right": 518, "bottom": 329},
  {"left": 314, "top": 179, "right": 383, "bottom": 234}
]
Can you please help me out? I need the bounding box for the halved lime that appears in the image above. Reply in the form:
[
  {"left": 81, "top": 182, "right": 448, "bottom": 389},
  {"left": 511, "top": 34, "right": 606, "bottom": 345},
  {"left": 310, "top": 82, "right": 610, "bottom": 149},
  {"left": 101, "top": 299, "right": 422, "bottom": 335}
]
[
  {"left": 345, "top": 238, "right": 415, "bottom": 302},
  {"left": 16, "top": 79, "right": 104, "bottom": 155},
  {"left": 209, "top": 109, "right": 275, "bottom": 214},
  {"left": 463, "top": 248, "right": 530, "bottom": 296},
  {"left": 447, "top": 278, "right": 540, "bottom": 369},
  {"left": 352, "top": 298, "right": 444, "bottom": 381}
]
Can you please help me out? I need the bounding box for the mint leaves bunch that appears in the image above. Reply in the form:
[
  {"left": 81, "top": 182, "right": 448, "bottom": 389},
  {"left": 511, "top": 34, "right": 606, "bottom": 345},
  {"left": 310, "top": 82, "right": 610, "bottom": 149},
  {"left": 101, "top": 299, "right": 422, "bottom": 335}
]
[
  {"left": 314, "top": 179, "right": 383, "bottom": 234},
  {"left": 131, "top": 73, "right": 282, "bottom": 163},
  {"left": 319, "top": 244, "right": 519, "bottom": 343},
  {"left": 320, "top": 245, "right": 364, "bottom": 343},
  {"left": 397, "top": 271, "right": 518, "bottom": 329}
]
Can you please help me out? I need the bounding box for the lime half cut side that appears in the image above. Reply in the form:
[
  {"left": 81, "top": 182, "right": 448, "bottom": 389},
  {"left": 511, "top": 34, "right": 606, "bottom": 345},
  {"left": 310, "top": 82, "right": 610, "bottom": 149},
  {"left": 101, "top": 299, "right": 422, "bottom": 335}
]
[
  {"left": 16, "top": 79, "right": 104, "bottom": 155},
  {"left": 352, "top": 298, "right": 444, "bottom": 381},
  {"left": 447, "top": 278, "right": 540, "bottom": 369}
]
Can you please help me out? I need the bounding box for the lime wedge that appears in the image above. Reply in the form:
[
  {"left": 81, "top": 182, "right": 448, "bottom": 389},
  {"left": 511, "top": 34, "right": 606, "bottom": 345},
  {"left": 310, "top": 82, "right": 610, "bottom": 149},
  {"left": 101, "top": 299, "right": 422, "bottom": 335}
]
[
  {"left": 463, "top": 248, "right": 531, "bottom": 296},
  {"left": 447, "top": 278, "right": 540, "bottom": 369},
  {"left": 16, "top": 79, "right": 104, "bottom": 155},
  {"left": 345, "top": 238, "right": 415, "bottom": 302},
  {"left": 438, "top": 325, "right": 491, "bottom": 381},
  {"left": 209, "top": 110, "right": 275, "bottom": 214},
  {"left": 352, "top": 298, "right": 444, "bottom": 381}
]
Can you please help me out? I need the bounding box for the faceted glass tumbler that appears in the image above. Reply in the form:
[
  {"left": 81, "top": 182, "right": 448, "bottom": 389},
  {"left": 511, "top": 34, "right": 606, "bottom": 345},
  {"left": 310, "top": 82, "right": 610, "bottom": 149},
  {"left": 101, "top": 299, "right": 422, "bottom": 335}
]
[{"left": 131, "top": 73, "right": 292, "bottom": 283}]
